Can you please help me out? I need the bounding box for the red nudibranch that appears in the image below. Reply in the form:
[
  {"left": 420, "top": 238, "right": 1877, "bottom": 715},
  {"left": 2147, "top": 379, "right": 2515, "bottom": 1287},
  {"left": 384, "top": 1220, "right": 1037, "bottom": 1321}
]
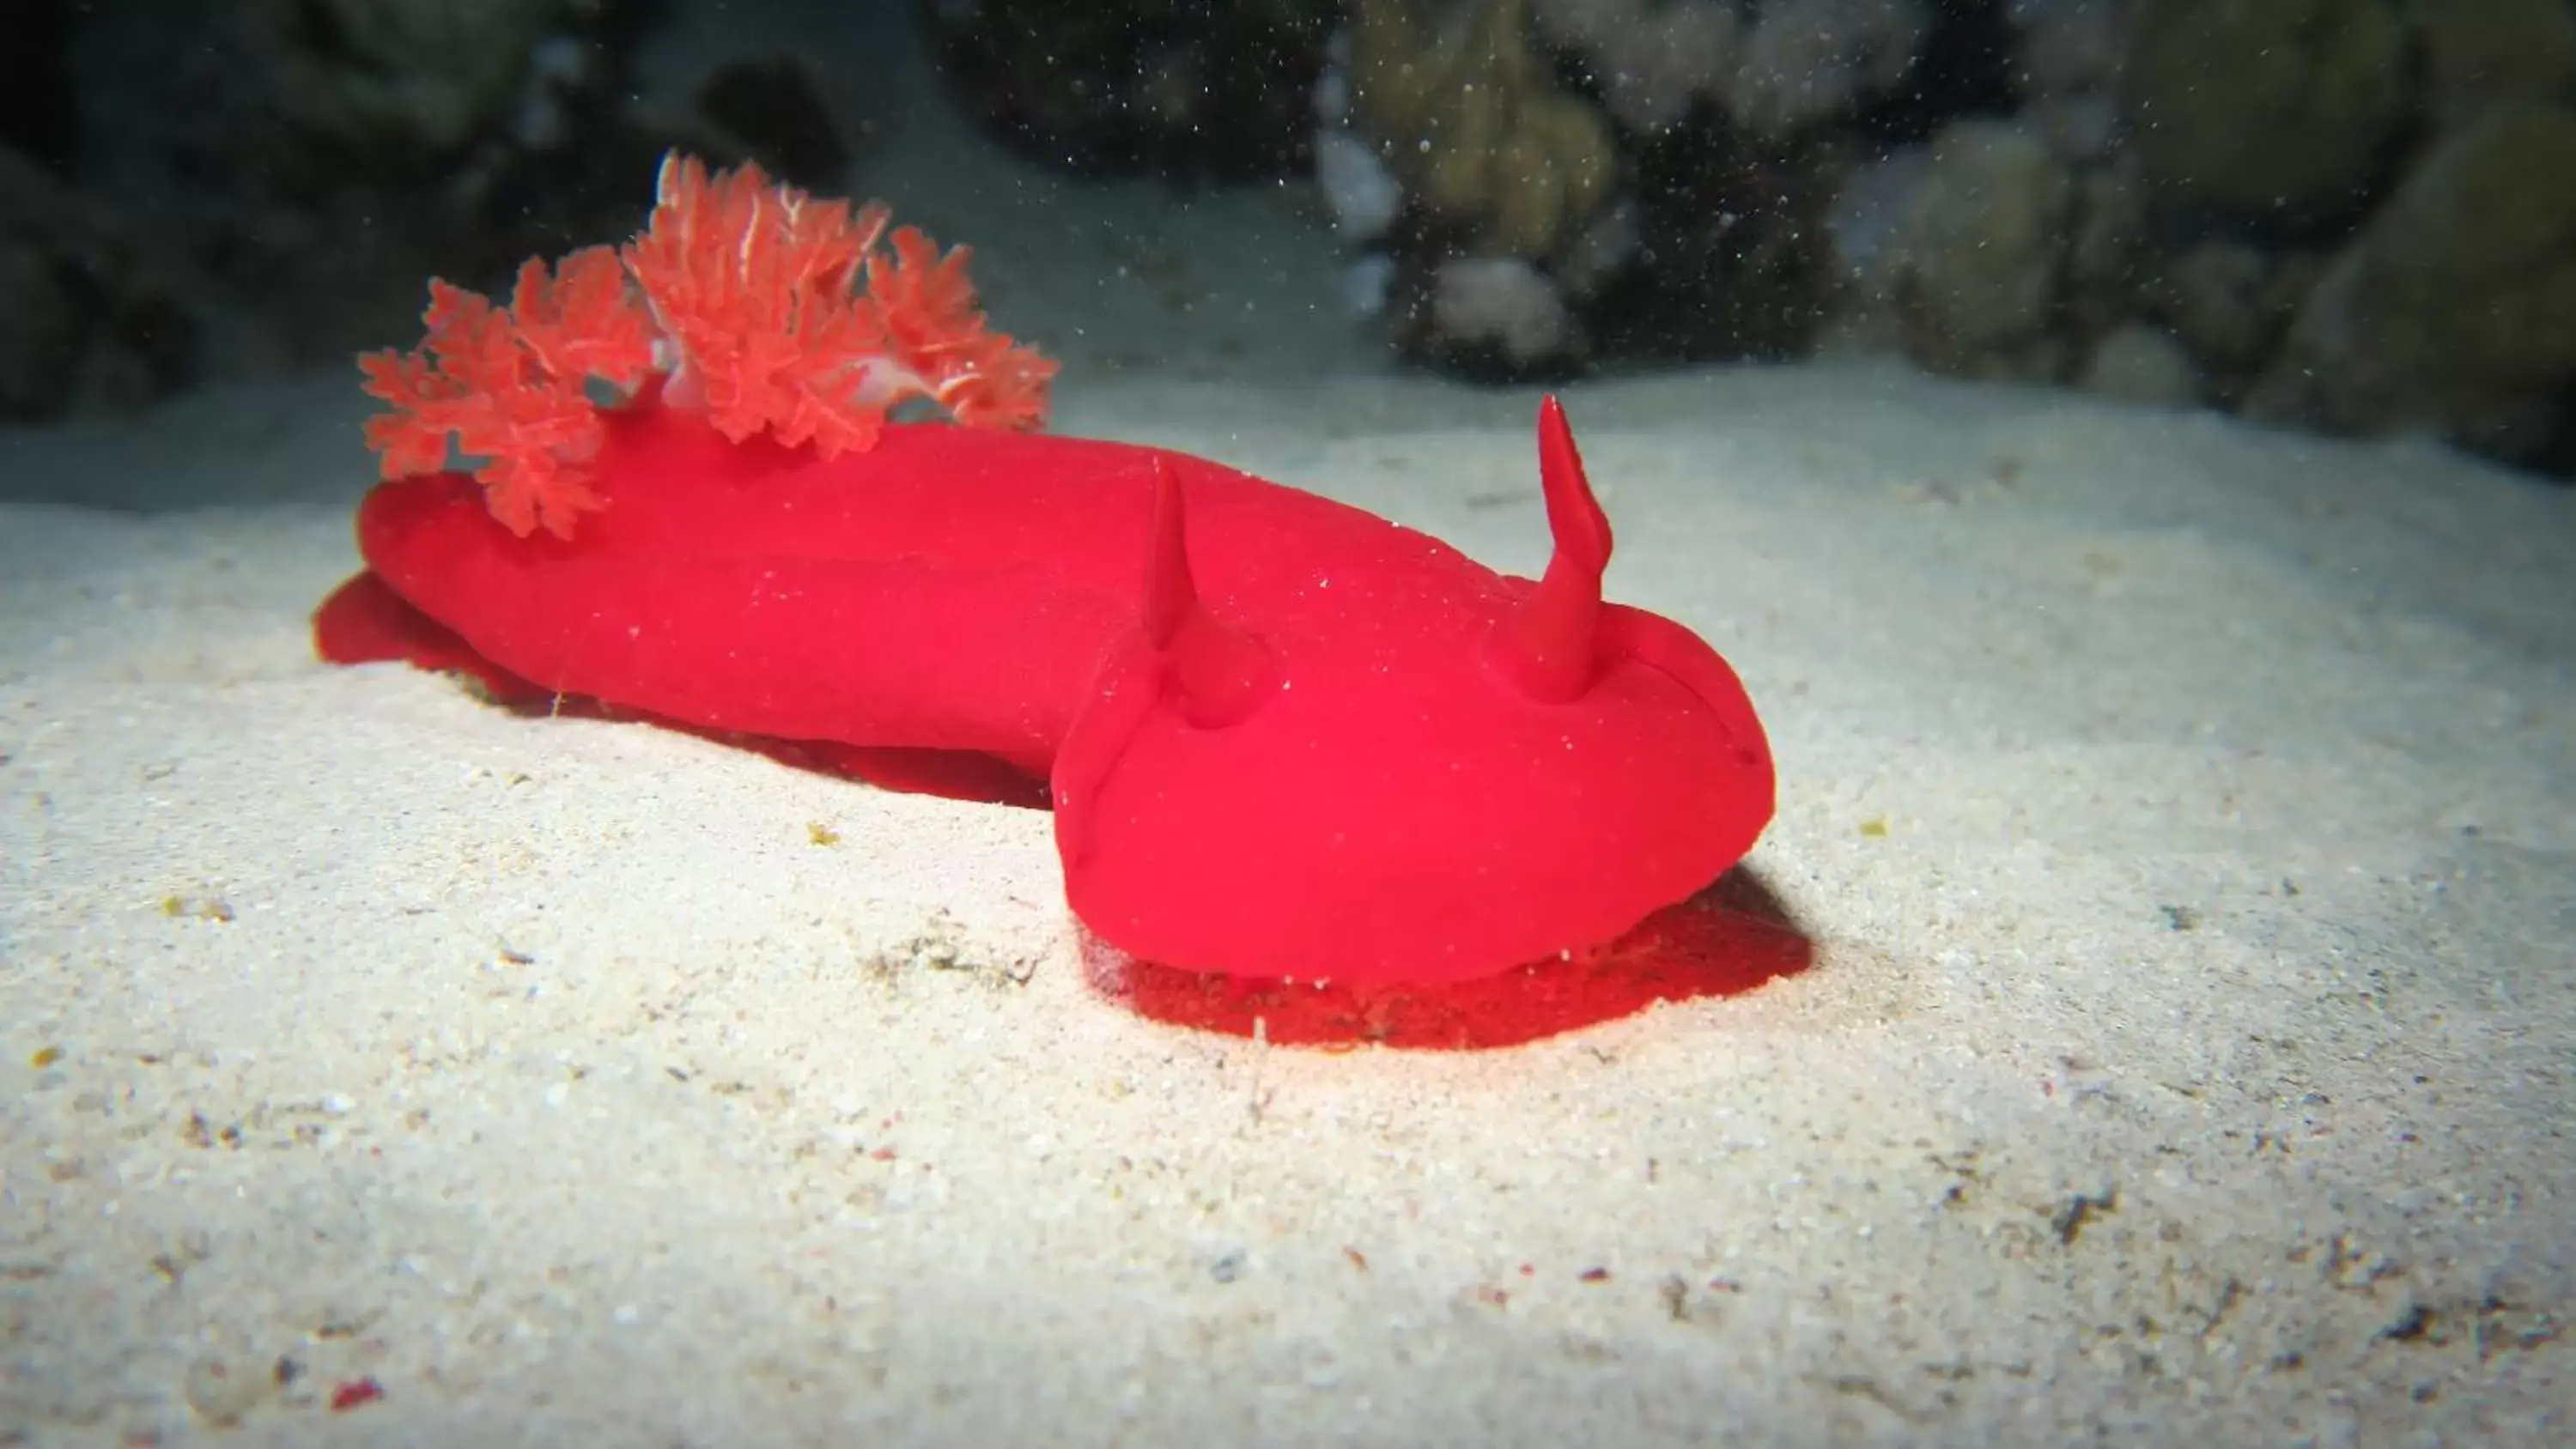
[{"left": 317, "top": 153, "right": 1776, "bottom": 987}]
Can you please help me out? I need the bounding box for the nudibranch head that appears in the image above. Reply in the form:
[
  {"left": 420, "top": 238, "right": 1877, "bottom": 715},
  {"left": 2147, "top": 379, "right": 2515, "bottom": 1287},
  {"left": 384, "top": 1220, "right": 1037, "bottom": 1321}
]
[{"left": 1055, "top": 397, "right": 1776, "bottom": 987}]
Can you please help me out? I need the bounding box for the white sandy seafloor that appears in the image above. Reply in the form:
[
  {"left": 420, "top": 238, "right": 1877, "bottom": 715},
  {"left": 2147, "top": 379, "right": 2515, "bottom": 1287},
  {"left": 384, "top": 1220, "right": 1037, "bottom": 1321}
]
[
  {"left": 7, "top": 26, "right": 2576, "bottom": 1449},
  {"left": 7, "top": 366, "right": 2574, "bottom": 1449}
]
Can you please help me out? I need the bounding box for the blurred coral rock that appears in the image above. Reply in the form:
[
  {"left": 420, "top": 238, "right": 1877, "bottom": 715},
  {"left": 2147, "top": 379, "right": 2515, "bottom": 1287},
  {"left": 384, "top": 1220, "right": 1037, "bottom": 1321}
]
[
  {"left": 1423, "top": 257, "right": 1581, "bottom": 371},
  {"left": 1350, "top": 0, "right": 1616, "bottom": 259},
  {"left": 1886, "top": 121, "right": 2073, "bottom": 379},
  {"left": 2123, "top": 0, "right": 2412, "bottom": 221},
  {"left": 2419, "top": 0, "right": 2576, "bottom": 128},
  {"left": 2251, "top": 102, "right": 2576, "bottom": 464},
  {"left": 2080, "top": 324, "right": 2200, "bottom": 408},
  {"left": 1530, "top": 0, "right": 1930, "bottom": 136}
]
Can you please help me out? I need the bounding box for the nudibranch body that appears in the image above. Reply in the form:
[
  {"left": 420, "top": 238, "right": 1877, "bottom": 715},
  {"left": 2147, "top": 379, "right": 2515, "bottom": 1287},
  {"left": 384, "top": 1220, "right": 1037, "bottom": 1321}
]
[{"left": 316, "top": 155, "right": 1775, "bottom": 986}]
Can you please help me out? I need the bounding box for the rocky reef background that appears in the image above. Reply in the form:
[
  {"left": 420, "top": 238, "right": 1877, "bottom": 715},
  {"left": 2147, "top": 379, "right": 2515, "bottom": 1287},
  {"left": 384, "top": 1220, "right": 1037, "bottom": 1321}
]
[
  {"left": 1, "top": 0, "right": 855, "bottom": 426},
  {"left": 1294, "top": 0, "right": 2576, "bottom": 479},
  {"left": 8, "top": 0, "right": 2573, "bottom": 481}
]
